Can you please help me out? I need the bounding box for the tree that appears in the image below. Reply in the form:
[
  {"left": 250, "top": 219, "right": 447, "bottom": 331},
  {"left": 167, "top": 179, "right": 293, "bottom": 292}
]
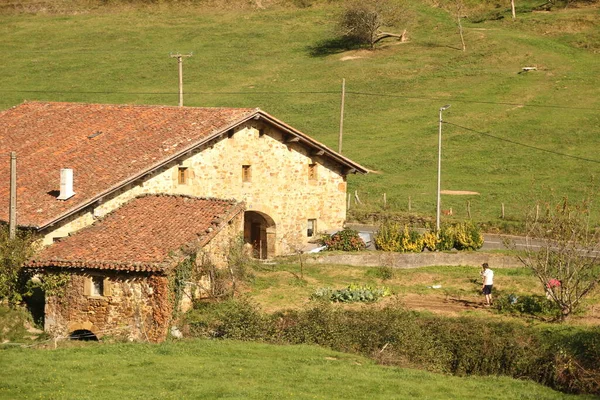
[
  {"left": 511, "top": 198, "right": 600, "bottom": 321},
  {"left": 338, "top": 0, "right": 409, "bottom": 49},
  {"left": 0, "top": 227, "right": 36, "bottom": 307}
]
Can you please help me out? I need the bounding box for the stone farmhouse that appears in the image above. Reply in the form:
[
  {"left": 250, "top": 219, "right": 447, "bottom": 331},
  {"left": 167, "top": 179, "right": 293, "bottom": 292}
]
[{"left": 0, "top": 101, "right": 367, "bottom": 341}]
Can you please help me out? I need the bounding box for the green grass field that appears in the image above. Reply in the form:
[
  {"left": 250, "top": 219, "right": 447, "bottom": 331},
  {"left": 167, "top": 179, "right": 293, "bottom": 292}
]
[
  {"left": 0, "top": 1, "right": 599, "bottom": 225},
  {"left": 1, "top": 338, "right": 593, "bottom": 399}
]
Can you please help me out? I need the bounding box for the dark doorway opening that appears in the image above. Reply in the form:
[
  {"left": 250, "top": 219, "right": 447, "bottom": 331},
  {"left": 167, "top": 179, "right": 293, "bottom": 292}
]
[{"left": 69, "top": 329, "right": 99, "bottom": 341}]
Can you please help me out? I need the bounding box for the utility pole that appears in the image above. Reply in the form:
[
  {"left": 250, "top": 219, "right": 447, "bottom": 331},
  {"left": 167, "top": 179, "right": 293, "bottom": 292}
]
[
  {"left": 170, "top": 53, "right": 193, "bottom": 107},
  {"left": 338, "top": 78, "right": 346, "bottom": 154},
  {"left": 9, "top": 152, "right": 17, "bottom": 239},
  {"left": 436, "top": 105, "right": 451, "bottom": 233}
]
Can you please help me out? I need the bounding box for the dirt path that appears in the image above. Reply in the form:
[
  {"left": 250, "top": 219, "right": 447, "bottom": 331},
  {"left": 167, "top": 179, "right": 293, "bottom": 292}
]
[{"left": 399, "top": 293, "right": 488, "bottom": 315}]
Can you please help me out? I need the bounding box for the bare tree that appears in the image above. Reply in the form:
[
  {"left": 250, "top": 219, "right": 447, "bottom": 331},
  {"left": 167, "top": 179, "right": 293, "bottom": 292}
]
[
  {"left": 512, "top": 198, "right": 600, "bottom": 321},
  {"left": 338, "top": 0, "right": 409, "bottom": 49}
]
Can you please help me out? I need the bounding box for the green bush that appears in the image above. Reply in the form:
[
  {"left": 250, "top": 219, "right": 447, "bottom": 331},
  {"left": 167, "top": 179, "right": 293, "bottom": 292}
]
[
  {"left": 184, "top": 299, "right": 600, "bottom": 395},
  {"left": 322, "top": 228, "right": 365, "bottom": 251},
  {"left": 495, "top": 294, "right": 560, "bottom": 317}
]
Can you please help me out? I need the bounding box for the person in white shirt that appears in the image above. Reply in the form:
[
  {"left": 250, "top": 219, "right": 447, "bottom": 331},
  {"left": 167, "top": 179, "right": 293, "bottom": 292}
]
[{"left": 481, "top": 262, "right": 494, "bottom": 306}]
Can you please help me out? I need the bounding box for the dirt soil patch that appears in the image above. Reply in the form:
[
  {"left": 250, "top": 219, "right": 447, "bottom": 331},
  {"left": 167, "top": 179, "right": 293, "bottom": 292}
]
[{"left": 440, "top": 190, "right": 480, "bottom": 195}]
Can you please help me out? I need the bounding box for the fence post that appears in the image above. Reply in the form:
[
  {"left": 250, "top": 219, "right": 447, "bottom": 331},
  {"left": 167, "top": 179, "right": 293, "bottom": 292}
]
[
  {"left": 383, "top": 193, "right": 387, "bottom": 208},
  {"left": 408, "top": 196, "right": 412, "bottom": 212},
  {"left": 501, "top": 203, "right": 505, "bottom": 219},
  {"left": 467, "top": 200, "right": 471, "bottom": 219}
]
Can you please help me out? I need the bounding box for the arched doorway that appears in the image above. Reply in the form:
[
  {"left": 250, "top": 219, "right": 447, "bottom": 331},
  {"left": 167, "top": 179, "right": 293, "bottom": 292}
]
[{"left": 244, "top": 211, "right": 276, "bottom": 259}]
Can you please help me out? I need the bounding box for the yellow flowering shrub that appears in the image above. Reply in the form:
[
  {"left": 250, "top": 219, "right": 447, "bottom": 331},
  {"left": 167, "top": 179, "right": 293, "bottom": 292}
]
[{"left": 422, "top": 230, "right": 440, "bottom": 251}]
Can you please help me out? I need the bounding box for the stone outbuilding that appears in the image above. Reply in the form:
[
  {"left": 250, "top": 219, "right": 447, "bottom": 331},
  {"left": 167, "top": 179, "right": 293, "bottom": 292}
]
[{"left": 26, "top": 194, "right": 244, "bottom": 342}]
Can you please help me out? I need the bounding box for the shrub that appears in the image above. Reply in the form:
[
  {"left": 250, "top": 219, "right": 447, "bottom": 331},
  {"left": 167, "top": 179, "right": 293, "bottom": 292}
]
[
  {"left": 437, "top": 224, "right": 456, "bottom": 251},
  {"left": 454, "top": 222, "right": 484, "bottom": 251},
  {"left": 184, "top": 299, "right": 600, "bottom": 395},
  {"left": 422, "top": 230, "right": 439, "bottom": 251},
  {"left": 399, "top": 226, "right": 424, "bottom": 253},
  {"left": 376, "top": 265, "right": 394, "bottom": 281},
  {"left": 375, "top": 222, "right": 422, "bottom": 252},
  {"left": 322, "top": 228, "right": 365, "bottom": 251},
  {"left": 374, "top": 221, "right": 402, "bottom": 251},
  {"left": 495, "top": 294, "right": 560, "bottom": 318},
  {"left": 0, "top": 227, "right": 36, "bottom": 306}
]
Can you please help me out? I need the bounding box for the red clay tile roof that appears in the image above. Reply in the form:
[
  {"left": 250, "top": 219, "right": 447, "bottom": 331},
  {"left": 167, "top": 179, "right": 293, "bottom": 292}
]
[
  {"left": 27, "top": 194, "right": 244, "bottom": 272},
  {"left": 0, "top": 102, "right": 255, "bottom": 228}
]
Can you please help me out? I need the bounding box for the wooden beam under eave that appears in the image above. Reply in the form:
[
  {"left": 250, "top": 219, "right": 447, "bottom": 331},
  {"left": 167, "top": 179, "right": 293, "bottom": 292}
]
[
  {"left": 285, "top": 135, "right": 301, "bottom": 144},
  {"left": 342, "top": 167, "right": 356, "bottom": 175},
  {"left": 311, "top": 149, "right": 325, "bottom": 156}
]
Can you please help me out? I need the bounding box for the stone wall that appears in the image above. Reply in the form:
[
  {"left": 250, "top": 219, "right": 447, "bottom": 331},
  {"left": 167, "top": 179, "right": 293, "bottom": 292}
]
[
  {"left": 40, "top": 123, "right": 348, "bottom": 255},
  {"left": 45, "top": 271, "right": 171, "bottom": 342}
]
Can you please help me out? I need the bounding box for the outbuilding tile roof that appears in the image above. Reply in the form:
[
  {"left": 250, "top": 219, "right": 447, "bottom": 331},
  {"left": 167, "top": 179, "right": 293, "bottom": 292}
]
[
  {"left": 27, "top": 194, "right": 244, "bottom": 272},
  {"left": 0, "top": 102, "right": 255, "bottom": 228}
]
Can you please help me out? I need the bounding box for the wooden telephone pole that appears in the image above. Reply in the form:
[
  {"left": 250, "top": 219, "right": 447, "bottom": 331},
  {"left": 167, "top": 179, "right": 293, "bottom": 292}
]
[
  {"left": 170, "top": 53, "right": 193, "bottom": 107},
  {"left": 9, "top": 152, "right": 17, "bottom": 239}
]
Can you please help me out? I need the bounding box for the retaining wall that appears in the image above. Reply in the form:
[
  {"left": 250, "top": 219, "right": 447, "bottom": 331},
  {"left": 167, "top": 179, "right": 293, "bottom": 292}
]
[{"left": 305, "top": 251, "right": 521, "bottom": 269}]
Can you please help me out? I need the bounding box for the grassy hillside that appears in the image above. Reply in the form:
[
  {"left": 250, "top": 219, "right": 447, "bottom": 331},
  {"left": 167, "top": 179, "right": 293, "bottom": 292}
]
[
  {"left": 0, "top": 338, "right": 592, "bottom": 399},
  {"left": 0, "top": 1, "right": 599, "bottom": 225}
]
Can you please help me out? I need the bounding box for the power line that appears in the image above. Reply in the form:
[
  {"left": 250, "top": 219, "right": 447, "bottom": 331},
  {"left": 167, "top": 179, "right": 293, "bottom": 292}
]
[
  {"left": 444, "top": 121, "right": 600, "bottom": 165},
  {"left": 0, "top": 88, "right": 598, "bottom": 111},
  {"left": 346, "top": 91, "right": 600, "bottom": 111}
]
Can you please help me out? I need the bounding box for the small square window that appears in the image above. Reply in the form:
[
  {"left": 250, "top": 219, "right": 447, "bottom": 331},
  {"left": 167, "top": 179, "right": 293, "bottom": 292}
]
[
  {"left": 91, "top": 276, "right": 104, "bottom": 297},
  {"left": 178, "top": 167, "right": 188, "bottom": 185},
  {"left": 242, "top": 165, "right": 252, "bottom": 182},
  {"left": 308, "top": 163, "right": 317, "bottom": 181},
  {"left": 307, "top": 219, "right": 317, "bottom": 237}
]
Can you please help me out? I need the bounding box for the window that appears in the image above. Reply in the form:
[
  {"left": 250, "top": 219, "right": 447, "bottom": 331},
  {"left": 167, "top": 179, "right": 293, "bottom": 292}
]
[
  {"left": 178, "top": 167, "right": 188, "bottom": 185},
  {"left": 308, "top": 163, "right": 317, "bottom": 181},
  {"left": 85, "top": 276, "right": 111, "bottom": 297},
  {"left": 91, "top": 276, "right": 104, "bottom": 297},
  {"left": 307, "top": 219, "right": 317, "bottom": 237},
  {"left": 242, "top": 165, "right": 252, "bottom": 182}
]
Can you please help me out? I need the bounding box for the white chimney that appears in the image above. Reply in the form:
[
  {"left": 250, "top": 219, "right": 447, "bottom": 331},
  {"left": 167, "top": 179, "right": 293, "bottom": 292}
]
[{"left": 57, "top": 168, "right": 75, "bottom": 200}]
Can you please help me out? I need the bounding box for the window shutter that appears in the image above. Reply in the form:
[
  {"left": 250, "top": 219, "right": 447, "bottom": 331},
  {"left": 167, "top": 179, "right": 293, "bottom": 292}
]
[
  {"left": 84, "top": 277, "right": 91, "bottom": 296},
  {"left": 103, "top": 277, "right": 112, "bottom": 297}
]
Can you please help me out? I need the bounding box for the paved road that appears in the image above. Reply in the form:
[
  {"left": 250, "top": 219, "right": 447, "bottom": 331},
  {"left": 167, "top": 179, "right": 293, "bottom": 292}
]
[
  {"left": 346, "top": 224, "right": 600, "bottom": 257},
  {"left": 346, "top": 224, "right": 541, "bottom": 251}
]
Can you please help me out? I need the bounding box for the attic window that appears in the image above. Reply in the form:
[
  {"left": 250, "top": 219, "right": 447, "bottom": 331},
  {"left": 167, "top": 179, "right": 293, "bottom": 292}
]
[
  {"left": 227, "top": 129, "right": 235, "bottom": 138},
  {"left": 258, "top": 128, "right": 265, "bottom": 137},
  {"left": 178, "top": 167, "right": 189, "bottom": 185},
  {"left": 242, "top": 165, "right": 252, "bottom": 183}
]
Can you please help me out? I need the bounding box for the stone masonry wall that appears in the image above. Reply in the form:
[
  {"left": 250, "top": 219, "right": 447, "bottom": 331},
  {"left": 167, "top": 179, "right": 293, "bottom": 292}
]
[
  {"left": 41, "top": 124, "right": 348, "bottom": 255},
  {"left": 45, "top": 271, "right": 171, "bottom": 342}
]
